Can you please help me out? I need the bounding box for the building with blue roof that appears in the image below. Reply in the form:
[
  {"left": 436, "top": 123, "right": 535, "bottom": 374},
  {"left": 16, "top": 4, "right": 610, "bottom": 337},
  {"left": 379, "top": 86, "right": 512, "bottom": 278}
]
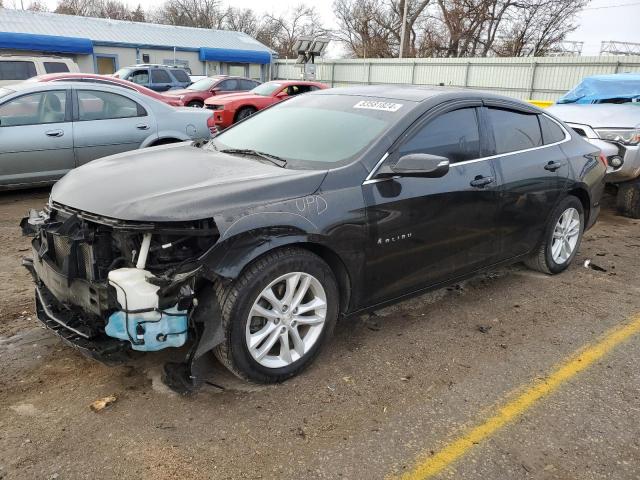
[{"left": 0, "top": 8, "right": 274, "bottom": 80}]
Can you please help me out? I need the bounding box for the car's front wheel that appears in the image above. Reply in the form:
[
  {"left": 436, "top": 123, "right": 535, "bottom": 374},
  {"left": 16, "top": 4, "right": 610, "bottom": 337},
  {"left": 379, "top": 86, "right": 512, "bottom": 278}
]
[
  {"left": 213, "top": 247, "right": 339, "bottom": 383},
  {"left": 235, "top": 107, "right": 256, "bottom": 123},
  {"left": 525, "top": 195, "right": 584, "bottom": 274},
  {"left": 187, "top": 100, "right": 204, "bottom": 108}
]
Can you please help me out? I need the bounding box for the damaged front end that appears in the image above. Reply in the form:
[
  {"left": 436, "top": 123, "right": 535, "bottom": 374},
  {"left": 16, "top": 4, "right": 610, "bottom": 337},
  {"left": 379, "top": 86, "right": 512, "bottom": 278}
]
[{"left": 21, "top": 201, "right": 220, "bottom": 390}]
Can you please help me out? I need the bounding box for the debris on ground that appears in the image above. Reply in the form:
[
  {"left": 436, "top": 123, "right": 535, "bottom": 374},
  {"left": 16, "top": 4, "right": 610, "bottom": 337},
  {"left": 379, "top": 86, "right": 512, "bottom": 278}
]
[
  {"left": 477, "top": 325, "right": 492, "bottom": 333},
  {"left": 89, "top": 395, "right": 118, "bottom": 412},
  {"left": 584, "top": 259, "right": 608, "bottom": 272},
  {"left": 364, "top": 313, "right": 381, "bottom": 331}
]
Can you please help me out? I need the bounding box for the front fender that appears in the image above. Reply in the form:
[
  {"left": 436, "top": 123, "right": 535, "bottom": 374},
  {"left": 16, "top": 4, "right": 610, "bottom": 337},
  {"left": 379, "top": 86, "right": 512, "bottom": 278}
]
[{"left": 201, "top": 228, "right": 313, "bottom": 279}]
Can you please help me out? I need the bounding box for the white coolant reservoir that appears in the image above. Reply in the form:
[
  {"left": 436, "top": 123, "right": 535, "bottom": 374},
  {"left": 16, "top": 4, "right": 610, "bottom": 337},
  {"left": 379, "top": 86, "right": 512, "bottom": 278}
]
[{"left": 108, "top": 268, "right": 159, "bottom": 312}]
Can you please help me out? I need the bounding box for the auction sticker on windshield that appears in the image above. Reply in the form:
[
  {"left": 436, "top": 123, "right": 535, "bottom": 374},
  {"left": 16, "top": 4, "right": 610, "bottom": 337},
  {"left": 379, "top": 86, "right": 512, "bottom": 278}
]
[{"left": 353, "top": 100, "right": 403, "bottom": 112}]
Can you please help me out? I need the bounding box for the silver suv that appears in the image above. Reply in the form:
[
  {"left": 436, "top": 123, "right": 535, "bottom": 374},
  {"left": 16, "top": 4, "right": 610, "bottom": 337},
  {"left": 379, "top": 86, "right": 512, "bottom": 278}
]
[{"left": 549, "top": 74, "right": 640, "bottom": 218}]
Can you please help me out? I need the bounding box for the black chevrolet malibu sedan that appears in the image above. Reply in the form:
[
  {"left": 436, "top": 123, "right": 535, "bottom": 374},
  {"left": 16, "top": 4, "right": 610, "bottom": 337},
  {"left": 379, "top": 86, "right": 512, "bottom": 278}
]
[{"left": 22, "top": 86, "right": 605, "bottom": 388}]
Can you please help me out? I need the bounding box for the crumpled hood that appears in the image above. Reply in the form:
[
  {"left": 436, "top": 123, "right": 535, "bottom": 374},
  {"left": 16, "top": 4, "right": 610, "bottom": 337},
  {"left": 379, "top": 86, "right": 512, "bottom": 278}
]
[
  {"left": 51, "top": 143, "right": 327, "bottom": 222},
  {"left": 548, "top": 104, "right": 640, "bottom": 129}
]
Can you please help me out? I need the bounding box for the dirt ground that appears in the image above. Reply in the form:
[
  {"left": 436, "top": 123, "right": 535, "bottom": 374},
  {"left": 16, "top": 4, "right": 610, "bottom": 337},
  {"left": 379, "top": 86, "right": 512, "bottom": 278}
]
[{"left": 1, "top": 189, "right": 639, "bottom": 480}]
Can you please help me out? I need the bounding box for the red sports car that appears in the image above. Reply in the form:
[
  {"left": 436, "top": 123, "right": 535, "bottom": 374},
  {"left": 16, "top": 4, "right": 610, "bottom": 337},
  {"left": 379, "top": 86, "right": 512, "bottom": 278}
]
[
  {"left": 163, "top": 75, "right": 261, "bottom": 108},
  {"left": 204, "top": 80, "right": 328, "bottom": 131},
  {"left": 27, "top": 73, "right": 182, "bottom": 106}
]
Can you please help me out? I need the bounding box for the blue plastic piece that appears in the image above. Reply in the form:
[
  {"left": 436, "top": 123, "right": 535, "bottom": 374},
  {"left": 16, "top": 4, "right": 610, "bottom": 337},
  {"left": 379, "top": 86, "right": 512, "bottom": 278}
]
[
  {"left": 105, "top": 307, "right": 188, "bottom": 351},
  {"left": 557, "top": 73, "right": 640, "bottom": 104},
  {"left": 0, "top": 32, "right": 93, "bottom": 54},
  {"left": 199, "top": 47, "right": 271, "bottom": 64}
]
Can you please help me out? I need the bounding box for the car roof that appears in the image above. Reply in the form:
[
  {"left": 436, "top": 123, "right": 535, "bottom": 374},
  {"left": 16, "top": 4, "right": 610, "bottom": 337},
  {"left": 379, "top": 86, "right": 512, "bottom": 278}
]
[
  {"left": 267, "top": 80, "right": 325, "bottom": 86},
  {"left": 2, "top": 80, "right": 149, "bottom": 97},
  {"left": 311, "top": 84, "right": 537, "bottom": 107}
]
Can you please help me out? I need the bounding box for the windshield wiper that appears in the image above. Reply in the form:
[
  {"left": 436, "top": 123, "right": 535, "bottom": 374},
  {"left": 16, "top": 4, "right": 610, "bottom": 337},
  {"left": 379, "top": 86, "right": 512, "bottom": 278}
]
[{"left": 219, "top": 148, "right": 287, "bottom": 167}]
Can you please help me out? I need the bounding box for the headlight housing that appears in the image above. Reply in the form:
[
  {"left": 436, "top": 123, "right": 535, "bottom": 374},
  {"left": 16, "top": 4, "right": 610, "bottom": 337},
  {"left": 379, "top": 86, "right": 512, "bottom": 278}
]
[{"left": 595, "top": 128, "right": 640, "bottom": 146}]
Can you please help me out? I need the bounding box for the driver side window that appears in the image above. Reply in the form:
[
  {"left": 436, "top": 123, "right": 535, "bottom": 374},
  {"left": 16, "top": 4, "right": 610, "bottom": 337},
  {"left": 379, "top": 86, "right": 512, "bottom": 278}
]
[
  {"left": 399, "top": 108, "right": 480, "bottom": 163},
  {"left": 0, "top": 91, "right": 67, "bottom": 127}
]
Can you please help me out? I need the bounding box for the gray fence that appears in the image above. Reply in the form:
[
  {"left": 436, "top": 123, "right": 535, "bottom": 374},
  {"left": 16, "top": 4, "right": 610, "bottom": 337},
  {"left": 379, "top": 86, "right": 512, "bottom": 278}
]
[{"left": 274, "top": 56, "right": 640, "bottom": 101}]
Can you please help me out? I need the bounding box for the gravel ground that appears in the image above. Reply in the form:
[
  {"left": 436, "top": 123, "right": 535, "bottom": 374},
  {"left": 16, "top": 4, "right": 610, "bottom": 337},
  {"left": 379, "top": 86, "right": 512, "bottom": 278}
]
[{"left": 1, "top": 189, "right": 639, "bottom": 480}]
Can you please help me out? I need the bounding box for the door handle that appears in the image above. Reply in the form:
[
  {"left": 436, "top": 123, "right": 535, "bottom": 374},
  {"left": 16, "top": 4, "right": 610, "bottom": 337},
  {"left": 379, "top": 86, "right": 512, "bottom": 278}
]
[
  {"left": 544, "top": 161, "right": 563, "bottom": 172},
  {"left": 136, "top": 124, "right": 150, "bottom": 130},
  {"left": 470, "top": 175, "right": 494, "bottom": 188},
  {"left": 45, "top": 129, "right": 64, "bottom": 137}
]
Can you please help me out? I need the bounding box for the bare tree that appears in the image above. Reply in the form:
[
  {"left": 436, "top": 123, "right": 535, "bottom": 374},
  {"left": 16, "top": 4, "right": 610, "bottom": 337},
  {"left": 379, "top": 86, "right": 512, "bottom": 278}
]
[
  {"left": 25, "top": 0, "right": 47, "bottom": 10},
  {"left": 257, "top": 5, "right": 328, "bottom": 58},
  {"left": 333, "top": 0, "right": 394, "bottom": 57},
  {"left": 334, "top": 0, "right": 431, "bottom": 58},
  {"left": 155, "top": 0, "right": 226, "bottom": 29},
  {"left": 494, "top": 0, "right": 588, "bottom": 56},
  {"left": 223, "top": 7, "right": 259, "bottom": 36},
  {"left": 54, "top": 0, "right": 144, "bottom": 20}
]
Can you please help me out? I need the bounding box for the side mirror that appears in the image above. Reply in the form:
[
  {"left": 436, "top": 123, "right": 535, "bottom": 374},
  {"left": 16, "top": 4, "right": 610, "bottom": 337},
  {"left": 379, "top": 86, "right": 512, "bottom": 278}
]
[
  {"left": 276, "top": 91, "right": 288, "bottom": 98},
  {"left": 210, "top": 87, "right": 221, "bottom": 93},
  {"left": 378, "top": 153, "right": 450, "bottom": 179}
]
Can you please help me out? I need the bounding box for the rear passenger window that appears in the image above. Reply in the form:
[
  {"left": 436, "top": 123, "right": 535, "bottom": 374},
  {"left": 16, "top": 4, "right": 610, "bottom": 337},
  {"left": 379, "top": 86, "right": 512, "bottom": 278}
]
[
  {"left": 151, "top": 69, "right": 171, "bottom": 83},
  {"left": 44, "top": 62, "right": 70, "bottom": 74},
  {"left": 77, "top": 90, "right": 145, "bottom": 121},
  {"left": 539, "top": 115, "right": 566, "bottom": 144},
  {"left": 171, "top": 69, "right": 191, "bottom": 83},
  {"left": 240, "top": 79, "right": 258, "bottom": 90},
  {"left": 0, "top": 61, "right": 37, "bottom": 81},
  {"left": 488, "top": 108, "right": 542, "bottom": 154},
  {"left": 219, "top": 79, "right": 239, "bottom": 90},
  {"left": 400, "top": 108, "right": 480, "bottom": 163}
]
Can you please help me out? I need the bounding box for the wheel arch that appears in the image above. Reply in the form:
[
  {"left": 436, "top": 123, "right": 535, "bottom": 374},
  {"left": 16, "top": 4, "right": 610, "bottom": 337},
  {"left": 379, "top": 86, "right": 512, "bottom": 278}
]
[
  {"left": 233, "top": 104, "right": 258, "bottom": 122},
  {"left": 203, "top": 231, "right": 352, "bottom": 315},
  {"left": 567, "top": 185, "right": 591, "bottom": 223}
]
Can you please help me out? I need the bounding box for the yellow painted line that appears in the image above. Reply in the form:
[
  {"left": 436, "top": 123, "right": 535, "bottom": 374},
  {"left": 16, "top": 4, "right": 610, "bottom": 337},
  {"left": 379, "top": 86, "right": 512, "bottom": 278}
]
[{"left": 397, "top": 314, "right": 640, "bottom": 480}]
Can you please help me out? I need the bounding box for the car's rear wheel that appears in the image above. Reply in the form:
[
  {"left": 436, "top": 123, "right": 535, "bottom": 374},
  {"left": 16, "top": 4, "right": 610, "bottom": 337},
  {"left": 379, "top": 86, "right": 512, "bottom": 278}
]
[
  {"left": 616, "top": 180, "right": 640, "bottom": 219},
  {"left": 235, "top": 107, "right": 256, "bottom": 123},
  {"left": 525, "top": 196, "right": 584, "bottom": 274},
  {"left": 213, "top": 247, "right": 339, "bottom": 383},
  {"left": 187, "top": 100, "right": 204, "bottom": 108}
]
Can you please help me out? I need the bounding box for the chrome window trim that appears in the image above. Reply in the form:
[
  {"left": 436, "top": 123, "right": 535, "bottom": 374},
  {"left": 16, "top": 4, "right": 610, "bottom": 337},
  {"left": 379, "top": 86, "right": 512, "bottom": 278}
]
[{"left": 362, "top": 113, "right": 571, "bottom": 185}]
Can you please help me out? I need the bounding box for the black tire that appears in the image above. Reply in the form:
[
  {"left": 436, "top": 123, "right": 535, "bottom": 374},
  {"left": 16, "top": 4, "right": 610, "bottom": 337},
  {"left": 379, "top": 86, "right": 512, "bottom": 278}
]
[
  {"left": 616, "top": 181, "right": 640, "bottom": 219},
  {"left": 525, "top": 195, "right": 584, "bottom": 275},
  {"left": 235, "top": 107, "right": 256, "bottom": 123},
  {"left": 213, "top": 247, "right": 339, "bottom": 383},
  {"left": 186, "top": 100, "right": 204, "bottom": 108}
]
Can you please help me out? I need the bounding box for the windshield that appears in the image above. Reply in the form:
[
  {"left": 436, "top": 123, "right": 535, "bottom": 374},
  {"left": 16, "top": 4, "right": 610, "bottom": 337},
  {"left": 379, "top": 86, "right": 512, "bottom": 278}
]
[
  {"left": 251, "top": 82, "right": 283, "bottom": 96},
  {"left": 113, "top": 68, "right": 132, "bottom": 79},
  {"left": 212, "top": 94, "right": 408, "bottom": 167},
  {"left": 188, "top": 77, "right": 217, "bottom": 91}
]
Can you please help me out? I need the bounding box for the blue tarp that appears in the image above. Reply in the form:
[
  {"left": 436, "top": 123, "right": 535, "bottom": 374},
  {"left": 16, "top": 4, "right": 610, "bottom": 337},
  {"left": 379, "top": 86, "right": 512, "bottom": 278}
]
[
  {"left": 557, "top": 73, "right": 640, "bottom": 104},
  {"left": 0, "top": 31, "right": 93, "bottom": 54},
  {"left": 199, "top": 47, "right": 271, "bottom": 65}
]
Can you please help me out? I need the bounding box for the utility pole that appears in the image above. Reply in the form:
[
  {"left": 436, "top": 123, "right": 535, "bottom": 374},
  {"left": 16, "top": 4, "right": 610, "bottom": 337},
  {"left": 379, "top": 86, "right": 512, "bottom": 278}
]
[{"left": 399, "top": 0, "right": 409, "bottom": 58}]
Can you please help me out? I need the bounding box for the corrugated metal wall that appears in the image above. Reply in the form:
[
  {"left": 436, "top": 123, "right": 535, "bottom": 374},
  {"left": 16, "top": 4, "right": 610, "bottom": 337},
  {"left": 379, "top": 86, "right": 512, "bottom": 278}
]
[{"left": 274, "top": 56, "right": 640, "bottom": 101}]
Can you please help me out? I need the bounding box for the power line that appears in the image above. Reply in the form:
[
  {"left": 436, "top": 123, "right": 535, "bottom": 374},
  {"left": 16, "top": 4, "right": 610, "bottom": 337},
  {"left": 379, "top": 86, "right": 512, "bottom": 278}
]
[{"left": 582, "top": 1, "right": 640, "bottom": 11}]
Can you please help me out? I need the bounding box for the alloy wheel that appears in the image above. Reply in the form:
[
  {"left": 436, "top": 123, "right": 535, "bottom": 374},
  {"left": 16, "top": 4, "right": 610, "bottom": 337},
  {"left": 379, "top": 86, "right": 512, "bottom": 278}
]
[
  {"left": 245, "top": 272, "right": 327, "bottom": 369},
  {"left": 551, "top": 207, "right": 581, "bottom": 264}
]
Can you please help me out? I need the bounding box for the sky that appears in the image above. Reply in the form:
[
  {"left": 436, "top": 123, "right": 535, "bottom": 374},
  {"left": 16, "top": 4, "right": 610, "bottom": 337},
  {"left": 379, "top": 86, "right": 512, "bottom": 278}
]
[{"left": 28, "top": 0, "right": 640, "bottom": 57}]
